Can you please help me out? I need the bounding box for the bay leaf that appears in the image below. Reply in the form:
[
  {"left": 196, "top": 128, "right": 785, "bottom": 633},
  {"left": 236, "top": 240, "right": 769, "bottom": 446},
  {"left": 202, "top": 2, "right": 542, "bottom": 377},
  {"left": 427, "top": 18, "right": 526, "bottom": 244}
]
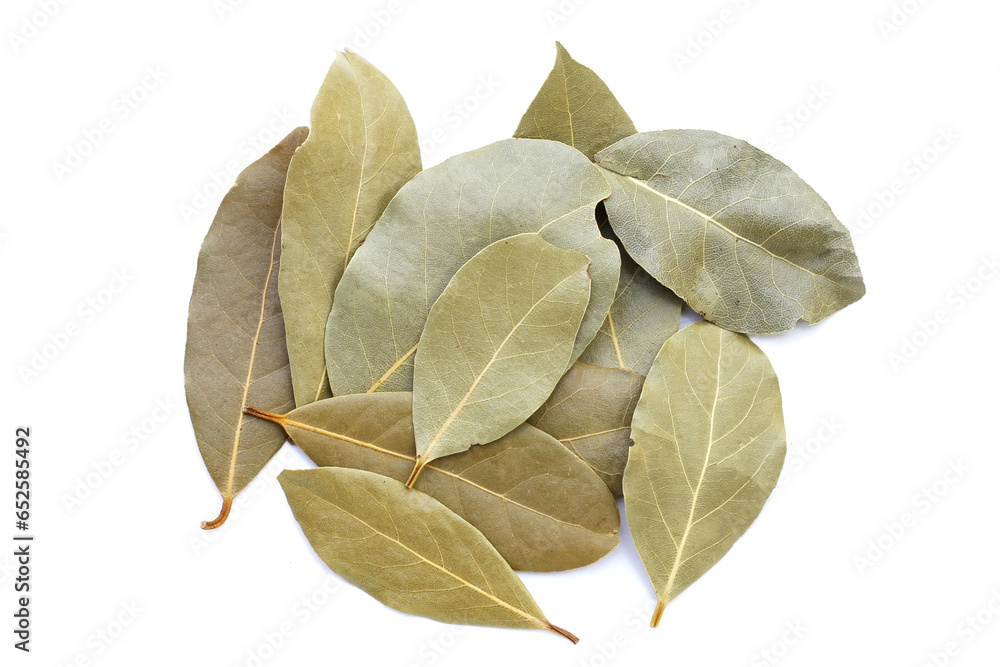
[
  {"left": 623, "top": 321, "right": 786, "bottom": 626},
  {"left": 408, "top": 233, "right": 592, "bottom": 484},
  {"left": 514, "top": 42, "right": 636, "bottom": 161},
  {"left": 280, "top": 467, "right": 579, "bottom": 642},
  {"left": 580, "top": 211, "right": 682, "bottom": 375},
  {"left": 596, "top": 130, "right": 865, "bottom": 334},
  {"left": 185, "top": 127, "right": 308, "bottom": 529},
  {"left": 325, "top": 138, "right": 618, "bottom": 396},
  {"left": 246, "top": 392, "right": 620, "bottom": 572},
  {"left": 528, "top": 361, "right": 645, "bottom": 497},
  {"left": 279, "top": 51, "right": 421, "bottom": 406}
]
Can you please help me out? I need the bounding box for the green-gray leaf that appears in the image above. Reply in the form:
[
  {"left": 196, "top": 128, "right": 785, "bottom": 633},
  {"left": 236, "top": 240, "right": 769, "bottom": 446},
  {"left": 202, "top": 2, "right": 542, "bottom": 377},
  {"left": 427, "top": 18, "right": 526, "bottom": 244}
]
[
  {"left": 596, "top": 130, "right": 865, "bottom": 334},
  {"left": 529, "top": 362, "right": 644, "bottom": 497},
  {"left": 279, "top": 51, "right": 421, "bottom": 406},
  {"left": 325, "top": 138, "right": 617, "bottom": 396},
  {"left": 580, "top": 239, "right": 682, "bottom": 375},
  {"left": 624, "top": 321, "right": 786, "bottom": 626},
  {"left": 409, "top": 234, "right": 592, "bottom": 482},
  {"left": 185, "top": 127, "right": 308, "bottom": 529},
  {"left": 279, "top": 467, "right": 578, "bottom": 642},
  {"left": 246, "top": 392, "right": 619, "bottom": 571},
  {"left": 515, "top": 42, "right": 636, "bottom": 161}
]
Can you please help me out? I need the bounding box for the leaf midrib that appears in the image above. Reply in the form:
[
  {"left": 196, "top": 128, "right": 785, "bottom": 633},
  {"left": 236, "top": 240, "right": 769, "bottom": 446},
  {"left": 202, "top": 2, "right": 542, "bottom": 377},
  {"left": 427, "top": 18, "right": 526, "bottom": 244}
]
[
  {"left": 658, "top": 331, "right": 723, "bottom": 603},
  {"left": 560, "top": 426, "right": 630, "bottom": 444},
  {"left": 310, "top": 54, "right": 378, "bottom": 404},
  {"left": 620, "top": 175, "right": 859, "bottom": 293},
  {"left": 295, "top": 480, "right": 545, "bottom": 628},
  {"left": 420, "top": 265, "right": 587, "bottom": 463},
  {"left": 225, "top": 219, "right": 281, "bottom": 498},
  {"left": 285, "top": 417, "right": 599, "bottom": 531},
  {"left": 557, "top": 51, "right": 576, "bottom": 149},
  {"left": 367, "top": 343, "right": 418, "bottom": 393},
  {"left": 606, "top": 310, "right": 626, "bottom": 369}
]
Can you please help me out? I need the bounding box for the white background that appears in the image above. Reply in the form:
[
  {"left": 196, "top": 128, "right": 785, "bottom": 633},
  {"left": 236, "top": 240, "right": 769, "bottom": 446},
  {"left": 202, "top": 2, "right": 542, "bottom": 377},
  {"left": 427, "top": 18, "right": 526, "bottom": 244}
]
[{"left": 2, "top": 0, "right": 999, "bottom": 665}]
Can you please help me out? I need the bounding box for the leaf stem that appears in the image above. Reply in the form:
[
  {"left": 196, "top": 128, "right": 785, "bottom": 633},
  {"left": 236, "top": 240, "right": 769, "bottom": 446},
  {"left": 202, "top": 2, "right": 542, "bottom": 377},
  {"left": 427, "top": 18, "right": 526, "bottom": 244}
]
[
  {"left": 546, "top": 622, "right": 579, "bottom": 644},
  {"left": 404, "top": 459, "right": 425, "bottom": 488},
  {"left": 202, "top": 495, "right": 233, "bottom": 530},
  {"left": 651, "top": 597, "right": 667, "bottom": 627},
  {"left": 243, "top": 406, "right": 286, "bottom": 424}
]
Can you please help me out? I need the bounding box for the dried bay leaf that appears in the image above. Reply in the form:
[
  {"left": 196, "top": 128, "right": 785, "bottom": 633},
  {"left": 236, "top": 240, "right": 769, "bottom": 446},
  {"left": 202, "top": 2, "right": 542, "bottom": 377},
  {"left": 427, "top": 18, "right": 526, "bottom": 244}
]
[
  {"left": 408, "top": 234, "right": 592, "bottom": 483},
  {"left": 325, "top": 138, "right": 617, "bottom": 396},
  {"left": 246, "top": 392, "right": 620, "bottom": 572},
  {"left": 580, "top": 224, "right": 682, "bottom": 375},
  {"left": 279, "top": 51, "right": 421, "bottom": 406},
  {"left": 514, "top": 42, "right": 636, "bottom": 161},
  {"left": 512, "top": 43, "right": 683, "bottom": 372},
  {"left": 185, "top": 127, "right": 308, "bottom": 529},
  {"left": 279, "top": 467, "right": 579, "bottom": 642},
  {"left": 580, "top": 253, "right": 681, "bottom": 375},
  {"left": 596, "top": 130, "right": 865, "bottom": 334},
  {"left": 623, "top": 321, "right": 786, "bottom": 626},
  {"left": 528, "top": 362, "right": 645, "bottom": 497}
]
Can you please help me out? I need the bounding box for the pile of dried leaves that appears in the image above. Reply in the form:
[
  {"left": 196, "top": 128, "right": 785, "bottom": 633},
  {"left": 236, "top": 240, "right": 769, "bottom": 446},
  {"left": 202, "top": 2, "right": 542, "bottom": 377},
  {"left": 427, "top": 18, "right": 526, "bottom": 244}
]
[{"left": 185, "top": 44, "right": 864, "bottom": 642}]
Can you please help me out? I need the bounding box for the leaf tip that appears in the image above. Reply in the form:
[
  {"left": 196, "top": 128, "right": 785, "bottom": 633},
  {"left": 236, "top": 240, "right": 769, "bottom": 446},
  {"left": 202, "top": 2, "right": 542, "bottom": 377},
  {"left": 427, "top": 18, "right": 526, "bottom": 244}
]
[{"left": 202, "top": 495, "right": 233, "bottom": 530}]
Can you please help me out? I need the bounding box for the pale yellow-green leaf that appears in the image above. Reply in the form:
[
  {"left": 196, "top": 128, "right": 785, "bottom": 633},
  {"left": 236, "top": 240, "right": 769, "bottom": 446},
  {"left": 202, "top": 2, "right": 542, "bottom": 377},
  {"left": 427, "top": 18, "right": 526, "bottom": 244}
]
[
  {"left": 247, "top": 392, "right": 619, "bottom": 571},
  {"left": 325, "top": 138, "right": 617, "bottom": 396},
  {"left": 596, "top": 130, "right": 865, "bottom": 334},
  {"left": 279, "top": 51, "right": 421, "bottom": 406},
  {"left": 515, "top": 42, "right": 636, "bottom": 160},
  {"left": 409, "top": 234, "right": 592, "bottom": 482},
  {"left": 185, "top": 127, "right": 308, "bottom": 529},
  {"left": 279, "top": 467, "right": 578, "bottom": 642},
  {"left": 529, "top": 361, "right": 645, "bottom": 497},
  {"left": 624, "top": 321, "right": 786, "bottom": 626}
]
